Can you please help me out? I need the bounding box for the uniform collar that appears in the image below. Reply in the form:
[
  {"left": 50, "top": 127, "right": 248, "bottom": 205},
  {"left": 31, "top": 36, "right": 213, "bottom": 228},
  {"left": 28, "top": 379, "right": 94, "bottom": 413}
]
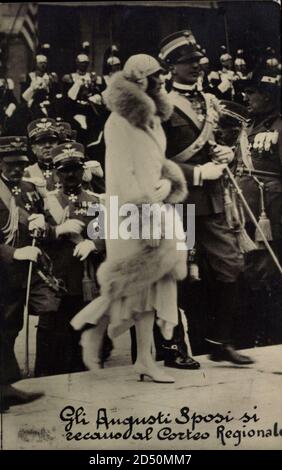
[
  {"left": 172, "top": 82, "right": 199, "bottom": 94},
  {"left": 63, "top": 184, "right": 82, "bottom": 197}
]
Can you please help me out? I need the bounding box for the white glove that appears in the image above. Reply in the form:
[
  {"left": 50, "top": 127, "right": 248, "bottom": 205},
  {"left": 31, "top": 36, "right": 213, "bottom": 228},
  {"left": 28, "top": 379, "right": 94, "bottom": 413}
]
[
  {"left": 73, "top": 239, "right": 96, "bottom": 261},
  {"left": 28, "top": 213, "right": 45, "bottom": 232},
  {"left": 83, "top": 161, "right": 104, "bottom": 178},
  {"left": 89, "top": 94, "right": 103, "bottom": 105},
  {"left": 200, "top": 162, "right": 227, "bottom": 180},
  {"left": 73, "top": 114, "right": 87, "bottom": 130},
  {"left": 253, "top": 131, "right": 279, "bottom": 152},
  {"left": 56, "top": 219, "right": 85, "bottom": 237},
  {"left": 13, "top": 246, "right": 42, "bottom": 262},
  {"left": 211, "top": 144, "right": 234, "bottom": 164},
  {"left": 151, "top": 179, "right": 172, "bottom": 203}
]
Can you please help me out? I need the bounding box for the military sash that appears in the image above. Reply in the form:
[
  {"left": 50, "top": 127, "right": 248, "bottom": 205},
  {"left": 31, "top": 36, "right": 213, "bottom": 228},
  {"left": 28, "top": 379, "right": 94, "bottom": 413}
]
[
  {"left": 0, "top": 179, "right": 30, "bottom": 244},
  {"left": 25, "top": 163, "right": 45, "bottom": 181},
  {"left": 169, "top": 91, "right": 216, "bottom": 163},
  {"left": 46, "top": 192, "right": 69, "bottom": 224},
  {"left": 46, "top": 192, "right": 84, "bottom": 244}
]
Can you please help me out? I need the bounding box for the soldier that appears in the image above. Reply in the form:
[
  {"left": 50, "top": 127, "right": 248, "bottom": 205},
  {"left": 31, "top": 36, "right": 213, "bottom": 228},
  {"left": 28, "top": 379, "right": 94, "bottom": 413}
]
[
  {"left": 62, "top": 46, "right": 106, "bottom": 147},
  {"left": 237, "top": 69, "right": 282, "bottom": 345},
  {"left": 198, "top": 50, "right": 210, "bottom": 93},
  {"left": 0, "top": 54, "right": 18, "bottom": 136},
  {"left": 21, "top": 45, "right": 60, "bottom": 119},
  {"left": 25, "top": 117, "right": 61, "bottom": 192},
  {"left": 0, "top": 136, "right": 61, "bottom": 411},
  {"left": 208, "top": 46, "right": 237, "bottom": 101},
  {"left": 103, "top": 56, "right": 122, "bottom": 87},
  {"left": 159, "top": 30, "right": 254, "bottom": 365},
  {"left": 34, "top": 142, "right": 107, "bottom": 376}
]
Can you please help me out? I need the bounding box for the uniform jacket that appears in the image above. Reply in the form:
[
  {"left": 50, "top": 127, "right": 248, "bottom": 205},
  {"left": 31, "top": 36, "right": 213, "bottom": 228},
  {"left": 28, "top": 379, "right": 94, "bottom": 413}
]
[
  {"left": 0, "top": 177, "right": 54, "bottom": 289},
  {"left": 164, "top": 90, "right": 224, "bottom": 217},
  {"left": 46, "top": 187, "right": 104, "bottom": 296},
  {"left": 239, "top": 111, "right": 282, "bottom": 240}
]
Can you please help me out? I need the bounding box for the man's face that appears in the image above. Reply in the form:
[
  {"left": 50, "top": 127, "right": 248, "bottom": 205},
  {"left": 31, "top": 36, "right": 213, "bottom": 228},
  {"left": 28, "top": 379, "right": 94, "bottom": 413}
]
[
  {"left": 221, "top": 58, "right": 233, "bottom": 70},
  {"left": 201, "top": 63, "right": 209, "bottom": 73},
  {"left": 244, "top": 88, "right": 270, "bottom": 116},
  {"left": 32, "top": 135, "right": 59, "bottom": 164},
  {"left": 173, "top": 59, "right": 200, "bottom": 84},
  {"left": 1, "top": 160, "right": 28, "bottom": 183},
  {"left": 77, "top": 61, "right": 89, "bottom": 73},
  {"left": 57, "top": 165, "right": 84, "bottom": 188},
  {"left": 36, "top": 60, "right": 48, "bottom": 73}
]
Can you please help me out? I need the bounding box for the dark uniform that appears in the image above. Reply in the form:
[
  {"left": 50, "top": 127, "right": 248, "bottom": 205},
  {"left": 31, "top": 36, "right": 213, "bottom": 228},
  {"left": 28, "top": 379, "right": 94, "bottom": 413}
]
[
  {"left": 160, "top": 31, "right": 253, "bottom": 365},
  {"left": 62, "top": 53, "right": 106, "bottom": 148},
  {"left": 25, "top": 117, "right": 61, "bottom": 192},
  {"left": 0, "top": 137, "right": 60, "bottom": 395},
  {"left": 0, "top": 76, "right": 18, "bottom": 136},
  {"left": 21, "top": 51, "right": 60, "bottom": 121},
  {"left": 35, "top": 142, "right": 106, "bottom": 376},
  {"left": 237, "top": 70, "right": 282, "bottom": 346}
]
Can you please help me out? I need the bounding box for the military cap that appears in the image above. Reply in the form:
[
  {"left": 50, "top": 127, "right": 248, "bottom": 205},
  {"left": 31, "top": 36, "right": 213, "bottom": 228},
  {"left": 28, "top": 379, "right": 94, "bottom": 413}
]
[
  {"left": 0, "top": 136, "right": 29, "bottom": 162},
  {"left": 27, "top": 117, "right": 59, "bottom": 143},
  {"left": 219, "top": 100, "right": 250, "bottom": 124},
  {"left": 52, "top": 142, "right": 85, "bottom": 170},
  {"left": 243, "top": 69, "right": 280, "bottom": 92},
  {"left": 55, "top": 118, "right": 74, "bottom": 143},
  {"left": 159, "top": 30, "right": 203, "bottom": 65}
]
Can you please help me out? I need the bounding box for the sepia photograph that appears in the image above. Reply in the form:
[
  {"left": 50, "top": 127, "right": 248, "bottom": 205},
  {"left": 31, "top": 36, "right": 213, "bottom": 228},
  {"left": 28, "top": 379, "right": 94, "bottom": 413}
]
[{"left": 0, "top": 0, "right": 281, "bottom": 460}]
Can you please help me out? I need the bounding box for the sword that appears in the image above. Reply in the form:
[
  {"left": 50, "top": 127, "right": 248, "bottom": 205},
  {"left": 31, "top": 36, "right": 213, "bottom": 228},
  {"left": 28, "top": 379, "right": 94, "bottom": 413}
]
[
  {"left": 236, "top": 166, "right": 282, "bottom": 179},
  {"left": 23, "top": 231, "right": 38, "bottom": 377}
]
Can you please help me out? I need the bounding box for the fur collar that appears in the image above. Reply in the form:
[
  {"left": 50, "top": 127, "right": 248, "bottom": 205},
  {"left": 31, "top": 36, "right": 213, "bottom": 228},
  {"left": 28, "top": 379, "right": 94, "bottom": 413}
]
[{"left": 104, "top": 71, "right": 173, "bottom": 129}]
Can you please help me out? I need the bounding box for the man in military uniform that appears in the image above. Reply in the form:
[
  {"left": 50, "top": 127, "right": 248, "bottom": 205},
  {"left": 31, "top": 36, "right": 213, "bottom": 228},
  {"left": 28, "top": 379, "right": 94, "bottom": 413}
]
[
  {"left": 25, "top": 117, "right": 61, "bottom": 192},
  {"left": 208, "top": 46, "right": 237, "bottom": 101},
  {"left": 237, "top": 69, "right": 282, "bottom": 345},
  {"left": 0, "top": 62, "right": 18, "bottom": 136},
  {"left": 34, "top": 142, "right": 107, "bottom": 376},
  {"left": 0, "top": 136, "right": 61, "bottom": 411},
  {"left": 160, "top": 30, "right": 254, "bottom": 365},
  {"left": 21, "top": 46, "right": 60, "bottom": 120}
]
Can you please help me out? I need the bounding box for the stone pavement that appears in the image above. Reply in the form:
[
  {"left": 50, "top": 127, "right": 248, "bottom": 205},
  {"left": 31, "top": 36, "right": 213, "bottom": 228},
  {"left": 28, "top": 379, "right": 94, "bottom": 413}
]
[{"left": 1, "top": 344, "right": 282, "bottom": 450}]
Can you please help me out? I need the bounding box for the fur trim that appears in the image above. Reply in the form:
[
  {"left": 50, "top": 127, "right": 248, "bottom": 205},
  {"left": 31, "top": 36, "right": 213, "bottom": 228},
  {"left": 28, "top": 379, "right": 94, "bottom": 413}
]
[
  {"left": 162, "top": 160, "right": 188, "bottom": 204},
  {"left": 104, "top": 71, "right": 173, "bottom": 129},
  {"left": 97, "top": 237, "right": 187, "bottom": 301}
]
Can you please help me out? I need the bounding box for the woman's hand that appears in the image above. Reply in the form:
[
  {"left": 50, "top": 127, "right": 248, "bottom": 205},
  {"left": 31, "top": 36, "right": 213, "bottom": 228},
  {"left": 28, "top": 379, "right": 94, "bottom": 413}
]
[{"left": 151, "top": 178, "right": 172, "bottom": 203}]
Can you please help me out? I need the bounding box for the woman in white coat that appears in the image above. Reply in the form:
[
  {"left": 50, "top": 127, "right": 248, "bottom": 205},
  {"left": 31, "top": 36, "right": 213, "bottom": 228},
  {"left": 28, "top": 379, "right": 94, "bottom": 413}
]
[{"left": 72, "top": 54, "right": 188, "bottom": 383}]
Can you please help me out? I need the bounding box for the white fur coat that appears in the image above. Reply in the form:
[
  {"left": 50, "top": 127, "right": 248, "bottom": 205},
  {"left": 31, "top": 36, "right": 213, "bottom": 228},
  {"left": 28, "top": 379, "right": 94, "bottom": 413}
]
[{"left": 90, "top": 71, "right": 188, "bottom": 299}]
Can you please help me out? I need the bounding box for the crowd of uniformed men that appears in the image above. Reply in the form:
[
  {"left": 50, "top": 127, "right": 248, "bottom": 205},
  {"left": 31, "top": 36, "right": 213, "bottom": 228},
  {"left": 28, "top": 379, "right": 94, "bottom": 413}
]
[{"left": 0, "top": 33, "right": 281, "bottom": 411}]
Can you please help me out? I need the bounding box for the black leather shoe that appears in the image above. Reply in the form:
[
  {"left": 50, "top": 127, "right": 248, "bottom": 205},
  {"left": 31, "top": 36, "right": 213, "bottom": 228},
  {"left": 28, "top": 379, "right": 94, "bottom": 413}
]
[
  {"left": 209, "top": 344, "right": 254, "bottom": 365},
  {"left": 3, "top": 388, "right": 45, "bottom": 407},
  {"left": 165, "top": 355, "right": 201, "bottom": 370}
]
